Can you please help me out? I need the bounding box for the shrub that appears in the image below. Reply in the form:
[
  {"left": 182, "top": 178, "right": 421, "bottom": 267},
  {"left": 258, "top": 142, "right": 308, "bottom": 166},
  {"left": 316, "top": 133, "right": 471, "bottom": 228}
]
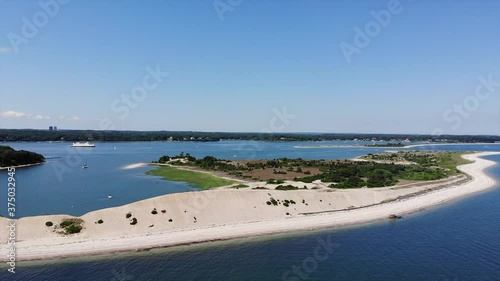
[
  {"left": 232, "top": 184, "right": 249, "bottom": 189},
  {"left": 126, "top": 212, "right": 132, "bottom": 219},
  {"left": 168, "top": 219, "right": 173, "bottom": 222},
  {"left": 60, "top": 220, "right": 74, "bottom": 228},
  {"left": 45, "top": 221, "right": 53, "bottom": 227},
  {"left": 275, "top": 185, "right": 299, "bottom": 191},
  {"left": 59, "top": 218, "right": 84, "bottom": 235},
  {"left": 97, "top": 219, "right": 103, "bottom": 224},
  {"left": 266, "top": 179, "right": 285, "bottom": 184},
  {"left": 130, "top": 218, "right": 138, "bottom": 225},
  {"left": 269, "top": 198, "right": 278, "bottom": 206},
  {"left": 151, "top": 208, "right": 158, "bottom": 215},
  {"left": 161, "top": 210, "right": 166, "bottom": 214},
  {"left": 65, "top": 224, "right": 82, "bottom": 234}
]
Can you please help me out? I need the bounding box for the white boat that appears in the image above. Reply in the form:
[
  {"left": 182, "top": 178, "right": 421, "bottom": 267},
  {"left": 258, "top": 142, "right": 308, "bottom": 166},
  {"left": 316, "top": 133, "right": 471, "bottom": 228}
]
[
  {"left": 108, "top": 194, "right": 113, "bottom": 199},
  {"left": 71, "top": 142, "right": 95, "bottom": 147}
]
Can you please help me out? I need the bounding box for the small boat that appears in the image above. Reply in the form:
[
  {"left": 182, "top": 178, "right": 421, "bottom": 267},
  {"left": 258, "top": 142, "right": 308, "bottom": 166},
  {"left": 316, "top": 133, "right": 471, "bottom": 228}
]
[
  {"left": 71, "top": 142, "right": 95, "bottom": 148},
  {"left": 82, "top": 164, "right": 88, "bottom": 169},
  {"left": 108, "top": 194, "right": 113, "bottom": 199}
]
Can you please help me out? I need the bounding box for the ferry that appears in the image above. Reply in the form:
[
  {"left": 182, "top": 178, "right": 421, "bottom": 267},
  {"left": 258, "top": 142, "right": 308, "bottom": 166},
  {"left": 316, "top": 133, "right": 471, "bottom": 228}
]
[{"left": 71, "top": 142, "right": 95, "bottom": 147}]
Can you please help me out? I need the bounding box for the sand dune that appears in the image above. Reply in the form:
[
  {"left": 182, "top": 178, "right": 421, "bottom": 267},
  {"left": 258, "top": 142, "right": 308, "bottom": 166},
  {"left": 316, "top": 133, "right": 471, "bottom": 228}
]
[{"left": 1, "top": 152, "right": 498, "bottom": 262}]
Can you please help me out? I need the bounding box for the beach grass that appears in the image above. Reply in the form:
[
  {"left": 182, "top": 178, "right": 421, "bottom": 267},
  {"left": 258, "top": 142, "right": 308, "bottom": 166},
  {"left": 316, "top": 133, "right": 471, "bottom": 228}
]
[
  {"left": 146, "top": 166, "right": 235, "bottom": 190},
  {"left": 436, "top": 152, "right": 473, "bottom": 172}
]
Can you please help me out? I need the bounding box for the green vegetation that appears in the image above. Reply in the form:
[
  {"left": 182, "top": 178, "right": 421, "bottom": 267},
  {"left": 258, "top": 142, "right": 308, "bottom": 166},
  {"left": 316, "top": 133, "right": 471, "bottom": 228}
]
[
  {"left": 146, "top": 166, "right": 235, "bottom": 189},
  {"left": 0, "top": 146, "right": 45, "bottom": 167},
  {"left": 275, "top": 185, "right": 300, "bottom": 191},
  {"left": 126, "top": 212, "right": 132, "bottom": 219},
  {"left": 266, "top": 179, "right": 285, "bottom": 184},
  {"left": 151, "top": 151, "right": 470, "bottom": 190},
  {"left": 151, "top": 208, "right": 158, "bottom": 215},
  {"left": 59, "top": 218, "right": 84, "bottom": 234},
  {"left": 266, "top": 197, "right": 297, "bottom": 207},
  {"left": 267, "top": 198, "right": 278, "bottom": 206},
  {"left": 97, "top": 219, "right": 104, "bottom": 224},
  {"left": 300, "top": 151, "right": 468, "bottom": 188},
  {"left": 231, "top": 184, "right": 249, "bottom": 189},
  {"left": 130, "top": 218, "right": 138, "bottom": 225},
  {"left": 45, "top": 221, "right": 53, "bottom": 227}
]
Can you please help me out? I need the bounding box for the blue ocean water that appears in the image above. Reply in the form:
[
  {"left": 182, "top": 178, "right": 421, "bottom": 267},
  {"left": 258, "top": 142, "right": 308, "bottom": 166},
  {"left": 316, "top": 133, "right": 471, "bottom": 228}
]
[{"left": 1, "top": 142, "right": 500, "bottom": 280}]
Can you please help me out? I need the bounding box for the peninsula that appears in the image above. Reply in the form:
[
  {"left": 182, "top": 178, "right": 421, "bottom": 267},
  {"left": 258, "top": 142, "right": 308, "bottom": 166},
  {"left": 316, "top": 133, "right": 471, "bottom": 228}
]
[
  {"left": 1, "top": 151, "right": 498, "bottom": 262},
  {"left": 0, "top": 146, "right": 45, "bottom": 169}
]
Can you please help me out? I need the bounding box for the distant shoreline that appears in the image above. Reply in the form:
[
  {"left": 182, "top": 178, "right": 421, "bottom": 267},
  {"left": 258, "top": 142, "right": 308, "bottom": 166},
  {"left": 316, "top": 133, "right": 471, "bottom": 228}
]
[
  {"left": 295, "top": 143, "right": 500, "bottom": 149},
  {"left": 2, "top": 152, "right": 498, "bottom": 262}
]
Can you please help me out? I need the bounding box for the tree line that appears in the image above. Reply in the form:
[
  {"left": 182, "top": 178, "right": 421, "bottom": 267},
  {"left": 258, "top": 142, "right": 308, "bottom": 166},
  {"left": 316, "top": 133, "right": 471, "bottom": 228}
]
[
  {"left": 1, "top": 129, "right": 499, "bottom": 143},
  {"left": 0, "top": 146, "right": 45, "bottom": 167}
]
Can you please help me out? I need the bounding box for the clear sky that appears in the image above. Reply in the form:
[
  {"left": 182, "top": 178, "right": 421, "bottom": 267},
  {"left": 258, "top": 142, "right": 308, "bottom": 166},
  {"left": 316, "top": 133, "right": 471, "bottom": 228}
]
[{"left": 1, "top": 0, "right": 499, "bottom": 135}]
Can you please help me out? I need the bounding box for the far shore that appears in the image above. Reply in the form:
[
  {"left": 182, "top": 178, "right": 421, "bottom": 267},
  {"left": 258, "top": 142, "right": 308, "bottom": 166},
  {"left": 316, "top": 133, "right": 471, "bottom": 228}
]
[
  {"left": 295, "top": 142, "right": 500, "bottom": 149},
  {"left": 1, "top": 152, "right": 499, "bottom": 262}
]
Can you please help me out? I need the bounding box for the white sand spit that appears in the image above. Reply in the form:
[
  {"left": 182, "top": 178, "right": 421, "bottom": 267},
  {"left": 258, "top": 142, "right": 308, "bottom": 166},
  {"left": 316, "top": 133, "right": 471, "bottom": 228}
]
[{"left": 2, "top": 152, "right": 498, "bottom": 262}]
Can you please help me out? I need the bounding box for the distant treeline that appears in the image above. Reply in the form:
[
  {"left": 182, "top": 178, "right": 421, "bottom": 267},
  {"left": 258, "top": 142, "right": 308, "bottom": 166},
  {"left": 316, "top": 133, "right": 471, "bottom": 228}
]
[
  {"left": 0, "top": 146, "right": 45, "bottom": 167},
  {"left": 0, "top": 129, "right": 499, "bottom": 143}
]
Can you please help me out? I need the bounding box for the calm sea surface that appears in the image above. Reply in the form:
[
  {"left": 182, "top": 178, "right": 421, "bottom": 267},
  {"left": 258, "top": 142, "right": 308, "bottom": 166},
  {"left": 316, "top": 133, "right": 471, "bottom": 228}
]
[{"left": 1, "top": 142, "right": 500, "bottom": 280}]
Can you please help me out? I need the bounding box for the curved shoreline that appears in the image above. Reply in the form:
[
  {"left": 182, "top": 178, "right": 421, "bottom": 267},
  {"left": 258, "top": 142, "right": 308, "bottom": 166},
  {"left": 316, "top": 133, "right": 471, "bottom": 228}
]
[
  {"left": 2, "top": 152, "right": 499, "bottom": 262},
  {"left": 295, "top": 143, "right": 500, "bottom": 149}
]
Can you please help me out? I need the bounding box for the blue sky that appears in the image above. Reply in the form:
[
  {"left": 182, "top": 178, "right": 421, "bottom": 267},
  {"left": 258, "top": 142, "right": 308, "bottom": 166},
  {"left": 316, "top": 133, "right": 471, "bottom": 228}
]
[{"left": 1, "top": 0, "right": 499, "bottom": 134}]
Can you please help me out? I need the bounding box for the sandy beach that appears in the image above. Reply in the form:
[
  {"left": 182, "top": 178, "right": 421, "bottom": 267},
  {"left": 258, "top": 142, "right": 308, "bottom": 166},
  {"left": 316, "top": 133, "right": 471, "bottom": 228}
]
[
  {"left": 295, "top": 143, "right": 500, "bottom": 149},
  {"left": 1, "top": 152, "right": 498, "bottom": 262}
]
